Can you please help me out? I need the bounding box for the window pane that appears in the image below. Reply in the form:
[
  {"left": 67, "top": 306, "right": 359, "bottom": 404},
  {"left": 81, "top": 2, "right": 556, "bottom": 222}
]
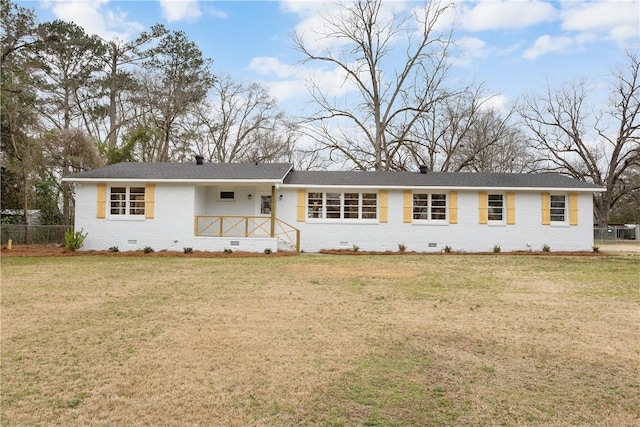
[
  {"left": 110, "top": 187, "right": 126, "bottom": 215},
  {"left": 343, "top": 193, "right": 359, "bottom": 218},
  {"left": 220, "top": 191, "right": 235, "bottom": 199},
  {"left": 413, "top": 194, "right": 429, "bottom": 220},
  {"left": 488, "top": 194, "right": 504, "bottom": 221},
  {"left": 431, "top": 194, "right": 447, "bottom": 220},
  {"left": 129, "top": 187, "right": 145, "bottom": 215},
  {"left": 550, "top": 195, "right": 566, "bottom": 222},
  {"left": 326, "top": 192, "right": 341, "bottom": 218},
  {"left": 362, "top": 193, "right": 377, "bottom": 219},
  {"left": 308, "top": 192, "right": 323, "bottom": 218}
]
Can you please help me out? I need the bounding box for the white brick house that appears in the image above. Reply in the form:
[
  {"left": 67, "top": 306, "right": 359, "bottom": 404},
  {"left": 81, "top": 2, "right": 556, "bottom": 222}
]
[{"left": 65, "top": 162, "right": 604, "bottom": 253}]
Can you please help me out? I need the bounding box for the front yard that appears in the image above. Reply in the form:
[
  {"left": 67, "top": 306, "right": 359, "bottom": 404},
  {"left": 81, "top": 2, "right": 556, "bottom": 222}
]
[{"left": 1, "top": 253, "right": 638, "bottom": 426}]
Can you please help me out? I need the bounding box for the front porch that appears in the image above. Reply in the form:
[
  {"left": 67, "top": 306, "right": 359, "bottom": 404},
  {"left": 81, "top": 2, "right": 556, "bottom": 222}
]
[{"left": 195, "top": 215, "right": 300, "bottom": 252}]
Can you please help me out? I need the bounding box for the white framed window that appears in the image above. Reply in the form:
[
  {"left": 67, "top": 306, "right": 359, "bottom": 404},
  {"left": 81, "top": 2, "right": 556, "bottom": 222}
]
[
  {"left": 550, "top": 194, "right": 567, "bottom": 223},
  {"left": 306, "top": 192, "right": 378, "bottom": 220},
  {"left": 110, "top": 186, "right": 145, "bottom": 216},
  {"left": 219, "top": 191, "right": 235, "bottom": 201},
  {"left": 488, "top": 194, "right": 504, "bottom": 222},
  {"left": 413, "top": 193, "right": 447, "bottom": 221}
]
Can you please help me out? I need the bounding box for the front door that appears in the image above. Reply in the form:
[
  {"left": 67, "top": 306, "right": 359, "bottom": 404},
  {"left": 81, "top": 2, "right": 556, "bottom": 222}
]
[{"left": 259, "top": 195, "right": 272, "bottom": 215}]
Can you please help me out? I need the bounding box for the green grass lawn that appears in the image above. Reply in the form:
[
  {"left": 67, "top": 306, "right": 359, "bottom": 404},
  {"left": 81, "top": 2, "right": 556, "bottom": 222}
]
[{"left": 2, "top": 253, "right": 639, "bottom": 426}]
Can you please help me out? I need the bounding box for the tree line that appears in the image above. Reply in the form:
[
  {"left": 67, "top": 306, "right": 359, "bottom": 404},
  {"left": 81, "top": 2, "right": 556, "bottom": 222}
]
[{"left": 1, "top": 0, "right": 638, "bottom": 227}]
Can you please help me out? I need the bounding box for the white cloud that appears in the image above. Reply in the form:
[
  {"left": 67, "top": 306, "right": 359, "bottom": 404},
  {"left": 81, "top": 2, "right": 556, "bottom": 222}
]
[
  {"left": 248, "top": 57, "right": 296, "bottom": 79},
  {"left": 479, "top": 94, "right": 509, "bottom": 113},
  {"left": 247, "top": 56, "right": 358, "bottom": 103},
  {"left": 285, "top": 0, "right": 413, "bottom": 54},
  {"left": 523, "top": 34, "right": 575, "bottom": 60},
  {"left": 451, "top": 36, "right": 488, "bottom": 67},
  {"left": 561, "top": 0, "right": 639, "bottom": 43},
  {"left": 42, "top": 0, "right": 144, "bottom": 41},
  {"left": 159, "top": 0, "right": 202, "bottom": 23},
  {"left": 206, "top": 7, "right": 228, "bottom": 20},
  {"left": 458, "top": 0, "right": 557, "bottom": 31}
]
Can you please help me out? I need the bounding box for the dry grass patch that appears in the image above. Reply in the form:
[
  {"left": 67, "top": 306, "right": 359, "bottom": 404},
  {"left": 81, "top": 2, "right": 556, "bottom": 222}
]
[{"left": 2, "top": 254, "right": 639, "bottom": 426}]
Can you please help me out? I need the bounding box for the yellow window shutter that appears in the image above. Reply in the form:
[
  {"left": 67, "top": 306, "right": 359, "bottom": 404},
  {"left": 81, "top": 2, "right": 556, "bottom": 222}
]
[
  {"left": 478, "top": 191, "right": 488, "bottom": 224},
  {"left": 541, "top": 192, "right": 550, "bottom": 225},
  {"left": 379, "top": 190, "right": 388, "bottom": 223},
  {"left": 145, "top": 184, "right": 155, "bottom": 219},
  {"left": 297, "top": 189, "right": 306, "bottom": 222},
  {"left": 449, "top": 191, "right": 458, "bottom": 224},
  {"left": 506, "top": 192, "right": 516, "bottom": 225},
  {"left": 569, "top": 193, "right": 578, "bottom": 226},
  {"left": 96, "top": 183, "right": 106, "bottom": 219},
  {"left": 403, "top": 190, "right": 412, "bottom": 223}
]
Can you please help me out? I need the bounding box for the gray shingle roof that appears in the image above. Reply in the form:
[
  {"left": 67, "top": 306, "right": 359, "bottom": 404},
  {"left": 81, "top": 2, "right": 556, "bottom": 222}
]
[
  {"left": 65, "top": 162, "right": 603, "bottom": 190},
  {"left": 65, "top": 162, "right": 294, "bottom": 181},
  {"left": 283, "top": 170, "right": 603, "bottom": 190}
]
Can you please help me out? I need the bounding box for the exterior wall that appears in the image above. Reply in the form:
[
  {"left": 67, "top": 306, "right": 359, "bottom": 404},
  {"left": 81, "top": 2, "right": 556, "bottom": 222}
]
[
  {"left": 275, "top": 187, "right": 595, "bottom": 253},
  {"left": 74, "top": 183, "right": 277, "bottom": 253},
  {"left": 74, "top": 182, "right": 595, "bottom": 253}
]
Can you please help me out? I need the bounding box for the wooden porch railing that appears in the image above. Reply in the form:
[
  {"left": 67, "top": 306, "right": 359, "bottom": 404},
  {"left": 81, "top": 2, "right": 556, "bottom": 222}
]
[{"left": 195, "top": 215, "right": 300, "bottom": 253}]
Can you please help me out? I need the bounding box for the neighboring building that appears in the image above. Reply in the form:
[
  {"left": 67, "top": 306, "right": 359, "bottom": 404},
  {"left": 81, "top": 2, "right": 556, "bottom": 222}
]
[{"left": 64, "top": 161, "right": 604, "bottom": 253}]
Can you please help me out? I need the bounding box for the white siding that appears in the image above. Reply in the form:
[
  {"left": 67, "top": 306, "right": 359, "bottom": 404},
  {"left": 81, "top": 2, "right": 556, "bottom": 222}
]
[
  {"left": 74, "top": 183, "right": 277, "bottom": 253},
  {"left": 74, "top": 183, "right": 595, "bottom": 253},
  {"left": 275, "top": 188, "right": 595, "bottom": 253}
]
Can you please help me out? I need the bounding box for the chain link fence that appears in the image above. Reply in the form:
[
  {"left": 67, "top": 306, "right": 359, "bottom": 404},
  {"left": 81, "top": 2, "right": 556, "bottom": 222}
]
[
  {"left": 594, "top": 225, "right": 638, "bottom": 242},
  {"left": 1, "top": 225, "right": 71, "bottom": 245}
]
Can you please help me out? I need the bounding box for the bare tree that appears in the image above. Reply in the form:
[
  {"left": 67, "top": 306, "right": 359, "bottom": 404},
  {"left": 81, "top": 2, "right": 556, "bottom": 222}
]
[
  {"left": 517, "top": 51, "right": 640, "bottom": 225},
  {"left": 294, "top": 0, "right": 455, "bottom": 171},
  {"left": 454, "top": 108, "right": 531, "bottom": 173},
  {"left": 190, "top": 75, "right": 297, "bottom": 163}
]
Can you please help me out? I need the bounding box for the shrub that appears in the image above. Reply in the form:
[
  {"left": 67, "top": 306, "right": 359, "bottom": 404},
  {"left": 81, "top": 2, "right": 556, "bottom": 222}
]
[
  {"left": 398, "top": 243, "right": 406, "bottom": 253},
  {"left": 108, "top": 246, "right": 119, "bottom": 252},
  {"left": 352, "top": 244, "right": 360, "bottom": 252},
  {"left": 493, "top": 244, "right": 501, "bottom": 253},
  {"left": 542, "top": 244, "right": 550, "bottom": 252},
  {"left": 143, "top": 246, "right": 154, "bottom": 254},
  {"left": 444, "top": 245, "right": 452, "bottom": 253},
  {"left": 264, "top": 248, "right": 272, "bottom": 254},
  {"left": 592, "top": 245, "right": 600, "bottom": 253},
  {"left": 183, "top": 247, "right": 193, "bottom": 254},
  {"left": 64, "top": 228, "right": 87, "bottom": 251},
  {"left": 223, "top": 248, "right": 233, "bottom": 254}
]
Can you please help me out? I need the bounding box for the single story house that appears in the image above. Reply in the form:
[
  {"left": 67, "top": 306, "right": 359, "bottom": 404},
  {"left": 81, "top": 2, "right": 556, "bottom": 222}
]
[{"left": 64, "top": 161, "right": 604, "bottom": 253}]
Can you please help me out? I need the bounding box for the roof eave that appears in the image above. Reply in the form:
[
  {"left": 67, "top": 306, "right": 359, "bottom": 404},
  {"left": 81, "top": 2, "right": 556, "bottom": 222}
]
[
  {"left": 279, "top": 183, "right": 605, "bottom": 192},
  {"left": 63, "top": 178, "right": 287, "bottom": 184}
]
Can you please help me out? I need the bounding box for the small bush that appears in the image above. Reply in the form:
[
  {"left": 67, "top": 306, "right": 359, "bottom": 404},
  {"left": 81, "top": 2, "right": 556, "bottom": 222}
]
[
  {"left": 352, "top": 244, "right": 360, "bottom": 252},
  {"left": 64, "top": 228, "right": 87, "bottom": 251},
  {"left": 398, "top": 243, "right": 406, "bottom": 253},
  {"left": 444, "top": 245, "right": 452, "bottom": 253},
  {"left": 264, "top": 248, "right": 272, "bottom": 254},
  {"left": 108, "top": 246, "right": 119, "bottom": 252},
  {"left": 592, "top": 245, "right": 600, "bottom": 253},
  {"left": 493, "top": 244, "right": 501, "bottom": 253},
  {"left": 183, "top": 247, "right": 193, "bottom": 254},
  {"left": 223, "top": 248, "right": 233, "bottom": 254},
  {"left": 542, "top": 244, "right": 550, "bottom": 252},
  {"left": 143, "top": 246, "right": 154, "bottom": 254}
]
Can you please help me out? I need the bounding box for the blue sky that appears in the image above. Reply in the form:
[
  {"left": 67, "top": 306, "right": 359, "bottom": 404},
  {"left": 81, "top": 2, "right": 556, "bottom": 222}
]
[{"left": 23, "top": 1, "right": 640, "bottom": 114}]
